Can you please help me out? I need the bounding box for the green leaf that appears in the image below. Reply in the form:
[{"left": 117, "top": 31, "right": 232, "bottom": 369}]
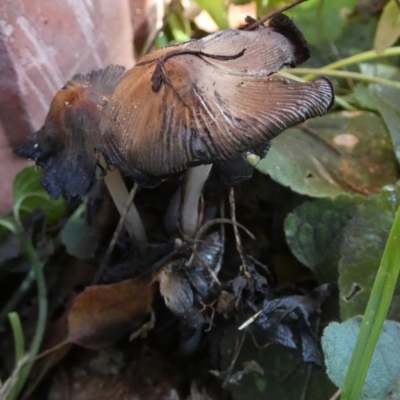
[
  {"left": 287, "top": 0, "right": 357, "bottom": 44},
  {"left": 374, "top": 0, "right": 400, "bottom": 53},
  {"left": 60, "top": 204, "right": 98, "bottom": 260},
  {"left": 339, "top": 185, "right": 400, "bottom": 320},
  {"left": 347, "top": 83, "right": 379, "bottom": 111},
  {"left": 13, "top": 167, "right": 66, "bottom": 224},
  {"left": 322, "top": 317, "right": 400, "bottom": 400},
  {"left": 255, "top": 112, "right": 398, "bottom": 198},
  {"left": 193, "top": 0, "right": 229, "bottom": 29},
  {"left": 341, "top": 192, "right": 400, "bottom": 399},
  {"left": 0, "top": 216, "right": 17, "bottom": 241},
  {"left": 167, "top": 10, "right": 191, "bottom": 43},
  {"left": 369, "top": 84, "right": 400, "bottom": 165},
  {"left": 284, "top": 196, "right": 363, "bottom": 282}
]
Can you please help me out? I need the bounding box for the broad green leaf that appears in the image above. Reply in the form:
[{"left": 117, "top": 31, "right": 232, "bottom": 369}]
[
  {"left": 322, "top": 317, "right": 400, "bottom": 400},
  {"left": 339, "top": 185, "right": 400, "bottom": 320},
  {"left": 374, "top": 0, "right": 400, "bottom": 53},
  {"left": 13, "top": 167, "right": 66, "bottom": 224},
  {"left": 193, "top": 0, "right": 229, "bottom": 29},
  {"left": 284, "top": 185, "right": 400, "bottom": 319},
  {"left": 287, "top": 0, "right": 357, "bottom": 44},
  {"left": 255, "top": 112, "right": 398, "bottom": 198},
  {"left": 369, "top": 84, "right": 400, "bottom": 165},
  {"left": 284, "top": 196, "right": 363, "bottom": 282}
]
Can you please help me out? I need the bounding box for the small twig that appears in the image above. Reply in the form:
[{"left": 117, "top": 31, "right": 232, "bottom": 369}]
[
  {"left": 337, "top": 176, "right": 370, "bottom": 196},
  {"left": 229, "top": 188, "right": 249, "bottom": 276},
  {"left": 244, "top": 0, "right": 307, "bottom": 30},
  {"left": 238, "top": 310, "right": 262, "bottom": 330},
  {"left": 299, "top": 124, "right": 342, "bottom": 155},
  {"left": 222, "top": 331, "right": 247, "bottom": 388},
  {"left": 248, "top": 329, "right": 272, "bottom": 350},
  {"left": 328, "top": 389, "right": 342, "bottom": 400},
  {"left": 93, "top": 184, "right": 138, "bottom": 284}
]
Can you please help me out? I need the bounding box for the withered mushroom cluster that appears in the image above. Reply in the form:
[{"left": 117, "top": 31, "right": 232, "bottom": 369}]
[
  {"left": 17, "top": 13, "right": 333, "bottom": 239},
  {"left": 16, "top": 14, "right": 334, "bottom": 355}
]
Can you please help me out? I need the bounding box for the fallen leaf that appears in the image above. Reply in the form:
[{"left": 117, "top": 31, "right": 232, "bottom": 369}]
[{"left": 68, "top": 276, "right": 156, "bottom": 349}]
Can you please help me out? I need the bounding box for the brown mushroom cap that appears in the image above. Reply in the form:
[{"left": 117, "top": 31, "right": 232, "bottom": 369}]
[
  {"left": 106, "top": 13, "right": 333, "bottom": 183},
  {"left": 16, "top": 13, "right": 334, "bottom": 199}
]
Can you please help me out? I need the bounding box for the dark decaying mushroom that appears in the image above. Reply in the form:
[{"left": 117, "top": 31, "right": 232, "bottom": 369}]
[
  {"left": 157, "top": 231, "right": 224, "bottom": 354},
  {"left": 16, "top": 13, "right": 334, "bottom": 238}
]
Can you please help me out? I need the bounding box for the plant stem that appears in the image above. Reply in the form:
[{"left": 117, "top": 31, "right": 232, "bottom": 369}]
[
  {"left": 288, "top": 68, "right": 400, "bottom": 90},
  {"left": 302, "top": 47, "right": 400, "bottom": 80},
  {"left": 8, "top": 312, "right": 25, "bottom": 363},
  {"left": 341, "top": 204, "right": 400, "bottom": 399},
  {"left": 8, "top": 229, "right": 48, "bottom": 400}
]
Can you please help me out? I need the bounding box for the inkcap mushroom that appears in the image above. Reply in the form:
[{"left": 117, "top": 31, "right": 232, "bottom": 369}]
[{"left": 16, "top": 13, "right": 334, "bottom": 239}]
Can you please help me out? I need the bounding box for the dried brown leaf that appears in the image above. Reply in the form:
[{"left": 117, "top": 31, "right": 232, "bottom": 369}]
[{"left": 68, "top": 276, "right": 156, "bottom": 349}]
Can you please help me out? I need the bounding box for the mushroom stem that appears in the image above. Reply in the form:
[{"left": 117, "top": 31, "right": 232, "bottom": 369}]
[
  {"left": 180, "top": 164, "right": 212, "bottom": 238},
  {"left": 164, "top": 188, "right": 181, "bottom": 235},
  {"left": 103, "top": 166, "right": 148, "bottom": 243}
]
